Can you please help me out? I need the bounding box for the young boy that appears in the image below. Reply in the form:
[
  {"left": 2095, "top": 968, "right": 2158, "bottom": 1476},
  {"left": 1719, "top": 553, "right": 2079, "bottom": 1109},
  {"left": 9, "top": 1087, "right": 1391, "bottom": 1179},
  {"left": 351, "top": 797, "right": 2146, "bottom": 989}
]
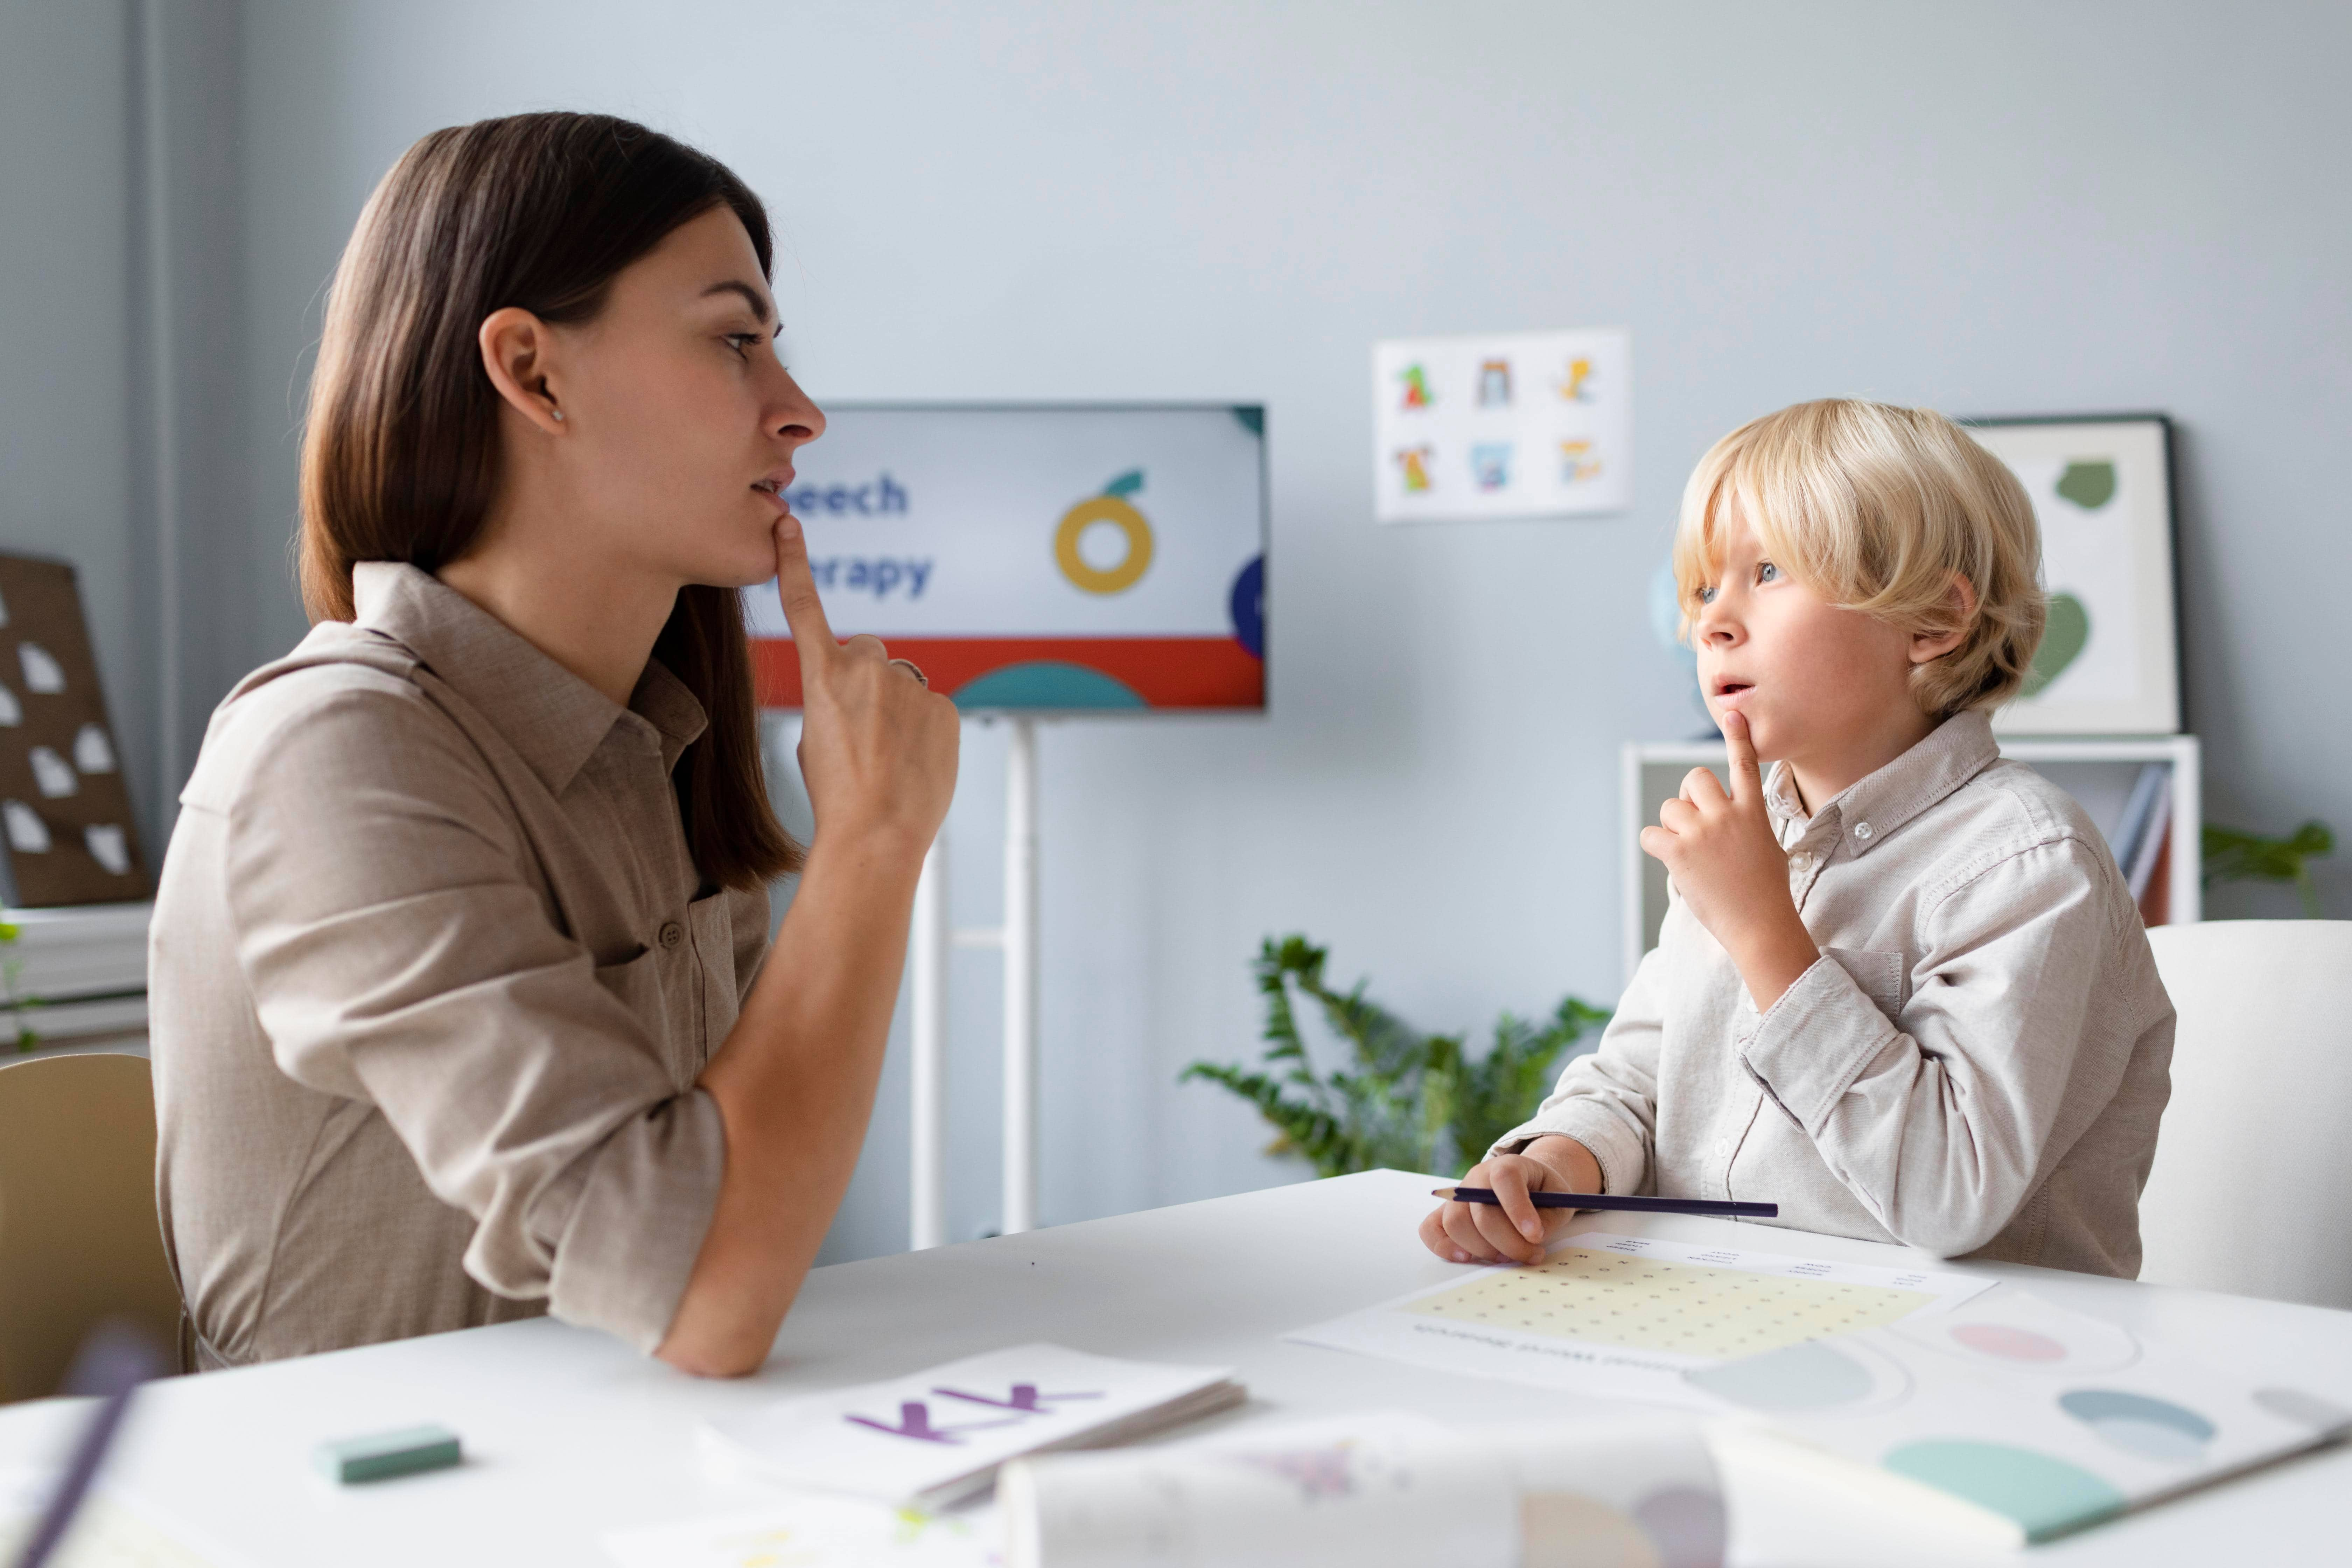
[{"left": 1424, "top": 399, "right": 2174, "bottom": 1278}]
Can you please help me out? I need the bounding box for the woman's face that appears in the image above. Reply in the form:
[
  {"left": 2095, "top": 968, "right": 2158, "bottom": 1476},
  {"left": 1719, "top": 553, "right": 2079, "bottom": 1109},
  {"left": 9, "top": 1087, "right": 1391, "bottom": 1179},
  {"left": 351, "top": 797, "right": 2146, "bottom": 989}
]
[{"left": 538, "top": 205, "right": 823, "bottom": 589}]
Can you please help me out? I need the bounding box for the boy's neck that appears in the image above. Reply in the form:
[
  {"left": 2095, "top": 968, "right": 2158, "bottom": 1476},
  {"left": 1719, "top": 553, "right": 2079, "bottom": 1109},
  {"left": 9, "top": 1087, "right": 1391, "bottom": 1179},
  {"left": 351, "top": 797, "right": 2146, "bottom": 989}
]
[{"left": 1780, "top": 706, "right": 1942, "bottom": 816}]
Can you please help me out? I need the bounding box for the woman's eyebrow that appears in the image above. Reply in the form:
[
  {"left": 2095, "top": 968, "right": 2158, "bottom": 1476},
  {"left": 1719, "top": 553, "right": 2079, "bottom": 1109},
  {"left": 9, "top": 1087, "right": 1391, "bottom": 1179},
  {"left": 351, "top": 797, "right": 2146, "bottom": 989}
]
[{"left": 699, "top": 279, "right": 775, "bottom": 324}]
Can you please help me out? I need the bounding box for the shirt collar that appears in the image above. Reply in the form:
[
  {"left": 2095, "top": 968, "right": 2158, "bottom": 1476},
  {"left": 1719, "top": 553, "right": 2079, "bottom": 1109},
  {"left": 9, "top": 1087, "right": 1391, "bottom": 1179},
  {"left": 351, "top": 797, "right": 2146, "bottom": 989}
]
[
  {"left": 350, "top": 562, "right": 709, "bottom": 793},
  {"left": 1762, "top": 708, "right": 2000, "bottom": 858}
]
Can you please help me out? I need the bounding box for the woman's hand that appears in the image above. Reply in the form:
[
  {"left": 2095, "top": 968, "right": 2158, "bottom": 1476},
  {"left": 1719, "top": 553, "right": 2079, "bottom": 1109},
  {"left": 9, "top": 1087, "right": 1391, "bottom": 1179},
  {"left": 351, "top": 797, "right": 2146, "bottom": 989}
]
[
  {"left": 1419, "top": 1135, "right": 1601, "bottom": 1266},
  {"left": 772, "top": 513, "right": 959, "bottom": 852},
  {"left": 656, "top": 515, "right": 958, "bottom": 1379}
]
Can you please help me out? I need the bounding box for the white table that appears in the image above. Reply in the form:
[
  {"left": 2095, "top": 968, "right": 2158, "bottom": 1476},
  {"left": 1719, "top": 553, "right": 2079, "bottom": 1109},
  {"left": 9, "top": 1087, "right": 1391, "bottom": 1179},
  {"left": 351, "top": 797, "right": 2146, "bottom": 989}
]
[{"left": 5, "top": 1170, "right": 2349, "bottom": 1564}]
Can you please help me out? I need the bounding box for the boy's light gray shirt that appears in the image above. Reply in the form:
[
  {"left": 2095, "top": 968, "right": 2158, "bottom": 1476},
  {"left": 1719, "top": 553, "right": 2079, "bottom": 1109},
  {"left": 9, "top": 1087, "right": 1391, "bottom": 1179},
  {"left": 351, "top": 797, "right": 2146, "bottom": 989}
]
[
  {"left": 1495, "top": 710, "right": 2174, "bottom": 1276},
  {"left": 150, "top": 564, "right": 772, "bottom": 1367}
]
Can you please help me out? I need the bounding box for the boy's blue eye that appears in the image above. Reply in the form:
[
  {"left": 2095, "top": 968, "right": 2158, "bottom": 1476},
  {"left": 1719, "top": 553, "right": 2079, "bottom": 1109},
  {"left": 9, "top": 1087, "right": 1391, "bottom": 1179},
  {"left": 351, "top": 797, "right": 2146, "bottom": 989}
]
[
  {"left": 1757, "top": 561, "right": 1780, "bottom": 584},
  {"left": 1697, "top": 586, "right": 1718, "bottom": 605}
]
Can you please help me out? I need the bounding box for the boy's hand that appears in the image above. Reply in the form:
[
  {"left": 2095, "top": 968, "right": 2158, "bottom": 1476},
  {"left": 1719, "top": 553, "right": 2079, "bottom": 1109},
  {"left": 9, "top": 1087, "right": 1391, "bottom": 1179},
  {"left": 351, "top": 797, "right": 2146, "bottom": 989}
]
[
  {"left": 1639, "top": 709, "right": 1819, "bottom": 1011},
  {"left": 1419, "top": 1136, "right": 1599, "bottom": 1266}
]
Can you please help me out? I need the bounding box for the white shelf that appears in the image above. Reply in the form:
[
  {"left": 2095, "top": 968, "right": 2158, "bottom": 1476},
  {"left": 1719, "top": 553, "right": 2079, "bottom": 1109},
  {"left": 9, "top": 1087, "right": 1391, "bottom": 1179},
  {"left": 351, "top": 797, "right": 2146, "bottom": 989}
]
[{"left": 1620, "top": 738, "right": 2200, "bottom": 985}]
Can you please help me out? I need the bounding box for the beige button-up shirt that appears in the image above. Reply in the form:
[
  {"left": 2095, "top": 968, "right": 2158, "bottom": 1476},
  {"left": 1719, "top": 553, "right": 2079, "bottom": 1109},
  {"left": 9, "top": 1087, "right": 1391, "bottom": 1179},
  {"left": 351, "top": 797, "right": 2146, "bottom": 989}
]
[
  {"left": 151, "top": 563, "right": 772, "bottom": 1367},
  {"left": 1496, "top": 711, "right": 2174, "bottom": 1277}
]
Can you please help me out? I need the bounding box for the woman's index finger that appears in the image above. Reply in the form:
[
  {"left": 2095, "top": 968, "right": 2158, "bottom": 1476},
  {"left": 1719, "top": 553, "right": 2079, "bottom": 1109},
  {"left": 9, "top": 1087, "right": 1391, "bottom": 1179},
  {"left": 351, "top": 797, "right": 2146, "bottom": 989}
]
[{"left": 770, "top": 515, "right": 839, "bottom": 663}]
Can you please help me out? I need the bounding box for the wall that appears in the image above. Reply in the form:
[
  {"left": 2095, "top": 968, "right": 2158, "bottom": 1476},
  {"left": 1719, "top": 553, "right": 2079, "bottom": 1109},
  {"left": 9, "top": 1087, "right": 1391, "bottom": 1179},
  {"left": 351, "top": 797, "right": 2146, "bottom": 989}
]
[
  {"left": 0, "top": 1, "right": 142, "bottom": 843},
  {"left": 210, "top": 0, "right": 2352, "bottom": 1261},
  {"left": 0, "top": 0, "right": 245, "bottom": 867}
]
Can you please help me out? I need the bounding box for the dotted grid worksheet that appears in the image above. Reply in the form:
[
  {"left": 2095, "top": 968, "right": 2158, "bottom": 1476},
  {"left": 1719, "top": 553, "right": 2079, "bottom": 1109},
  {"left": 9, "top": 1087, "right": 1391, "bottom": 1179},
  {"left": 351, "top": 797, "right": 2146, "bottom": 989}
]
[{"left": 1404, "top": 1246, "right": 1935, "bottom": 1361}]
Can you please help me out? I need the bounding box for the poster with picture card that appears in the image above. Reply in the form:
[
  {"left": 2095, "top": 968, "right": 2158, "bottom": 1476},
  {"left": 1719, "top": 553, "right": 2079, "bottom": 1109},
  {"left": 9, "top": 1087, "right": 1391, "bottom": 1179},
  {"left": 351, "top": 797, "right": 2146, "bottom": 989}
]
[
  {"left": 1687, "top": 1292, "right": 2352, "bottom": 1545},
  {"left": 0, "top": 553, "right": 149, "bottom": 906},
  {"left": 1962, "top": 416, "right": 2180, "bottom": 736},
  {"left": 1373, "top": 328, "right": 1632, "bottom": 522}
]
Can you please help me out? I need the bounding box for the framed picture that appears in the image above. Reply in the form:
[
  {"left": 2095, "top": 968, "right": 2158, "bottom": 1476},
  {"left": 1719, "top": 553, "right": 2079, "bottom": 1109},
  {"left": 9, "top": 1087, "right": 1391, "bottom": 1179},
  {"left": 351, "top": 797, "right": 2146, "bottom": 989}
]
[
  {"left": 1371, "top": 327, "right": 1633, "bottom": 522},
  {"left": 1964, "top": 414, "right": 2181, "bottom": 736},
  {"left": 0, "top": 552, "right": 150, "bottom": 905}
]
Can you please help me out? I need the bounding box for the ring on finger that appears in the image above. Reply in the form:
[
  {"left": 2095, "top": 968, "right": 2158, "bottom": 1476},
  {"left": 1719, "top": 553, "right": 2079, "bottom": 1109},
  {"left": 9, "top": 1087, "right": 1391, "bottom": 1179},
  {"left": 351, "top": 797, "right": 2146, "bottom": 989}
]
[{"left": 887, "top": 657, "right": 929, "bottom": 688}]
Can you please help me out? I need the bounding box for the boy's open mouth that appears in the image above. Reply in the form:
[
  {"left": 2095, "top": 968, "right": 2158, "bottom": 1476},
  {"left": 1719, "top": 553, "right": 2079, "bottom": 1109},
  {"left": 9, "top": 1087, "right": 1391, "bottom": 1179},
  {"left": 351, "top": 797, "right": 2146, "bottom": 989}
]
[{"left": 1712, "top": 679, "right": 1755, "bottom": 699}]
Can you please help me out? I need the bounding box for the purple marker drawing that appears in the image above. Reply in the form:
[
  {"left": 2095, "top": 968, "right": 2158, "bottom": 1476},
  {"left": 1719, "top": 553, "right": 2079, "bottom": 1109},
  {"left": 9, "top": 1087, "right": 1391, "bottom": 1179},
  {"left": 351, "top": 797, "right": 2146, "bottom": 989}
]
[
  {"left": 932, "top": 1384, "right": 1106, "bottom": 1413},
  {"left": 846, "top": 1401, "right": 959, "bottom": 1444}
]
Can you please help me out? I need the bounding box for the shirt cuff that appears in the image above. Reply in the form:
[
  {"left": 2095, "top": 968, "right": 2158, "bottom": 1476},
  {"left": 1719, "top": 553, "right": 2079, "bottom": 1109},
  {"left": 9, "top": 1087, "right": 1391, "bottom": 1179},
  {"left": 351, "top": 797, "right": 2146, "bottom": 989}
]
[
  {"left": 1740, "top": 954, "right": 1903, "bottom": 1134},
  {"left": 1490, "top": 1099, "right": 1648, "bottom": 1197},
  {"left": 539, "top": 1088, "right": 728, "bottom": 1354}
]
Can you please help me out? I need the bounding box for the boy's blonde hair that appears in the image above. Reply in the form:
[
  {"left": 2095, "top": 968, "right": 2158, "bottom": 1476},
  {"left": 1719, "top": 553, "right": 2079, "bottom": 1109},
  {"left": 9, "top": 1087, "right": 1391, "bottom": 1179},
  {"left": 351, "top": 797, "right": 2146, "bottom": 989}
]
[{"left": 1672, "top": 399, "right": 2047, "bottom": 718}]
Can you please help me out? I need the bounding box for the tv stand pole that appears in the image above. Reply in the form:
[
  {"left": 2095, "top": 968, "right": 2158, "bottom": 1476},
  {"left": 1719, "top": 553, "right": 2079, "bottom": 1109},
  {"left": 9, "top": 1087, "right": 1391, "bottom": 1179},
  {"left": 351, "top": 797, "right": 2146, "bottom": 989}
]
[{"left": 907, "top": 714, "right": 1043, "bottom": 1248}]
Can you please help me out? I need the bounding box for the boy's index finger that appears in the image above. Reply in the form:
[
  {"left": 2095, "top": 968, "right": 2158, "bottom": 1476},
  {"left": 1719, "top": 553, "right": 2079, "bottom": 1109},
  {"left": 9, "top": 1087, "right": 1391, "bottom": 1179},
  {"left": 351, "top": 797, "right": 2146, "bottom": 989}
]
[
  {"left": 1722, "top": 708, "right": 1764, "bottom": 803},
  {"left": 771, "top": 515, "right": 838, "bottom": 662}
]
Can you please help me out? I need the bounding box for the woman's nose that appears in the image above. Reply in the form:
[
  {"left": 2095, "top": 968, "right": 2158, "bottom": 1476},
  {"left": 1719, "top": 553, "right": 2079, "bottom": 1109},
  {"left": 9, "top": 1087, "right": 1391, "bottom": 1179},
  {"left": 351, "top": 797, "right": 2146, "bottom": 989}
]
[{"left": 770, "top": 370, "right": 826, "bottom": 445}]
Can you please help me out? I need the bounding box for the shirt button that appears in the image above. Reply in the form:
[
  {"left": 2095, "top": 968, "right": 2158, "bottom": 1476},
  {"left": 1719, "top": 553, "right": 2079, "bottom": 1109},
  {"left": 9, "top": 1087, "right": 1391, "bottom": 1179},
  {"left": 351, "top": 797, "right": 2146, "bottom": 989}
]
[
  {"left": 1789, "top": 852, "right": 1811, "bottom": 871},
  {"left": 1853, "top": 821, "right": 1874, "bottom": 842},
  {"left": 658, "top": 920, "right": 685, "bottom": 951}
]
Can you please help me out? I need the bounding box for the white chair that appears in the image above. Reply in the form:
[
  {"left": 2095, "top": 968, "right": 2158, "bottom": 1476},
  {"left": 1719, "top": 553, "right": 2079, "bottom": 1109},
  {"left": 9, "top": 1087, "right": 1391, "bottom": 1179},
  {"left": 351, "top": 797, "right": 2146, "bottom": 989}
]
[{"left": 2139, "top": 920, "right": 2352, "bottom": 1308}]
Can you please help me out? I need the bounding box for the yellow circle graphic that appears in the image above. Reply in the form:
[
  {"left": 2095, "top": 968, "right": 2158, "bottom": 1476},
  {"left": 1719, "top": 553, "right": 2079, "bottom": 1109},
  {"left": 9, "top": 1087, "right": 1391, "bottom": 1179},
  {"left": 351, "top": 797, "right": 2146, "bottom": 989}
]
[{"left": 1054, "top": 495, "right": 1154, "bottom": 594}]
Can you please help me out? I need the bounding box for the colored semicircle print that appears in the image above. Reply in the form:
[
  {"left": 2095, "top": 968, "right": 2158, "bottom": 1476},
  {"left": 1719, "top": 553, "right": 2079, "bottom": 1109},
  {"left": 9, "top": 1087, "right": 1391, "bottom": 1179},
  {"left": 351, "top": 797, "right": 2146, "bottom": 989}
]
[
  {"left": 1682, "top": 1337, "right": 1909, "bottom": 1414},
  {"left": 2057, "top": 1389, "right": 2215, "bottom": 1463},
  {"left": 1632, "top": 1485, "right": 1728, "bottom": 1568},
  {"left": 951, "top": 661, "right": 1148, "bottom": 712},
  {"left": 1949, "top": 1323, "right": 2066, "bottom": 1363},
  {"left": 1228, "top": 556, "right": 1265, "bottom": 659},
  {"left": 1882, "top": 1440, "right": 2127, "bottom": 1542},
  {"left": 2254, "top": 1387, "right": 2352, "bottom": 1435}
]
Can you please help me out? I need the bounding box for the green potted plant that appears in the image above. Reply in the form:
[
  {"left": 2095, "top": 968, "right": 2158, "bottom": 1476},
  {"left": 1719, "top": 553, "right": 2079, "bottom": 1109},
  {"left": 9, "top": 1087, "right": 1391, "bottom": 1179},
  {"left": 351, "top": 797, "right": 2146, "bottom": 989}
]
[
  {"left": 2202, "top": 820, "right": 2336, "bottom": 918},
  {"left": 1183, "top": 935, "right": 1611, "bottom": 1179}
]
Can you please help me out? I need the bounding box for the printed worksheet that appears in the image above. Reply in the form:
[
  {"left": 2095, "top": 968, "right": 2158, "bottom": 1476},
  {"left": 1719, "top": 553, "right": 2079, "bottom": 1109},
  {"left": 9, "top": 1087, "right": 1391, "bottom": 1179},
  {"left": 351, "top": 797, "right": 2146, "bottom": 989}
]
[
  {"left": 1288, "top": 1233, "right": 1994, "bottom": 1407},
  {"left": 0, "top": 1468, "right": 227, "bottom": 1568},
  {"left": 604, "top": 1496, "right": 1000, "bottom": 1568}
]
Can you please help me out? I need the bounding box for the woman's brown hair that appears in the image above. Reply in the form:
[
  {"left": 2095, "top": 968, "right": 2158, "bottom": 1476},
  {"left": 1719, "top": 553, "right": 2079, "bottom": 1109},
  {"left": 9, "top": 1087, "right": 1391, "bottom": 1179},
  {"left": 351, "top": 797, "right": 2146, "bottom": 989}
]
[{"left": 299, "top": 111, "right": 800, "bottom": 888}]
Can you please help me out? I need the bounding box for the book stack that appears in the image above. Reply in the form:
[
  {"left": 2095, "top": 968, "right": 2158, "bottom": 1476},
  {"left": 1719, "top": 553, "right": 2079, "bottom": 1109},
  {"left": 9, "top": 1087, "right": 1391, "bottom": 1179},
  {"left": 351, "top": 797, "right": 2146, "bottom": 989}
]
[
  {"left": 0, "top": 901, "right": 149, "bottom": 1047},
  {"left": 2108, "top": 762, "right": 2174, "bottom": 924}
]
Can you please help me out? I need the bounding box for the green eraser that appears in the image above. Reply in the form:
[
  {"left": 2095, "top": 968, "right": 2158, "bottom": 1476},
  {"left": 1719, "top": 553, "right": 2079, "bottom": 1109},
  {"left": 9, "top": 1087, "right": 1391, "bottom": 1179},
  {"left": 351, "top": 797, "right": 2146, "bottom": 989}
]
[{"left": 313, "top": 1424, "right": 463, "bottom": 1484}]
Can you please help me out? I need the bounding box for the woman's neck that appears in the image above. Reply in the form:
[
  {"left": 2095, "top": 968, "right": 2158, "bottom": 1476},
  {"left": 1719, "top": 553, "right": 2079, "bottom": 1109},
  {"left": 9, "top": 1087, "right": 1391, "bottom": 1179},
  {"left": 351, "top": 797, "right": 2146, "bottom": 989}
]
[{"left": 437, "top": 540, "right": 679, "bottom": 710}]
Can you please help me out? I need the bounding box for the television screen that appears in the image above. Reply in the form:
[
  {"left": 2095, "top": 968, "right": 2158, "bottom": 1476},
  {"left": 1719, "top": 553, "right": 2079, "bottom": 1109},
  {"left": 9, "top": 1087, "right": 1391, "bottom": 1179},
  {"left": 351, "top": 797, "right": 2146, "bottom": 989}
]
[{"left": 746, "top": 404, "right": 1266, "bottom": 712}]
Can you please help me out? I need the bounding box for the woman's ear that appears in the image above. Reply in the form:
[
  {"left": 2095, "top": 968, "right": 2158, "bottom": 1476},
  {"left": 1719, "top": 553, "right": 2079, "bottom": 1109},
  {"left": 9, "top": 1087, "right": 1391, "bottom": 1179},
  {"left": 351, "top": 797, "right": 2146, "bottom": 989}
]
[
  {"left": 1910, "top": 572, "right": 1979, "bottom": 665},
  {"left": 477, "top": 307, "right": 567, "bottom": 434}
]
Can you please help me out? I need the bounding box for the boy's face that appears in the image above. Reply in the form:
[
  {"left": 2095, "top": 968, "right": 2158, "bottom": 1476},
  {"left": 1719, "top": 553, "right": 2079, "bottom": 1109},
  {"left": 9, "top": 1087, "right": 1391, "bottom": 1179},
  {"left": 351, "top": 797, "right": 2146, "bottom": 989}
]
[{"left": 1692, "top": 507, "right": 1926, "bottom": 788}]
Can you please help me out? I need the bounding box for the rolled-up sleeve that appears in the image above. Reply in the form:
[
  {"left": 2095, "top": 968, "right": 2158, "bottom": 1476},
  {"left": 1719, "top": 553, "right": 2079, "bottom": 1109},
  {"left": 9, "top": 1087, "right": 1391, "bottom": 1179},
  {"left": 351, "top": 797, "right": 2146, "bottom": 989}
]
[
  {"left": 1490, "top": 943, "right": 1662, "bottom": 1195},
  {"left": 220, "top": 682, "right": 722, "bottom": 1352},
  {"left": 1740, "top": 837, "right": 2122, "bottom": 1257}
]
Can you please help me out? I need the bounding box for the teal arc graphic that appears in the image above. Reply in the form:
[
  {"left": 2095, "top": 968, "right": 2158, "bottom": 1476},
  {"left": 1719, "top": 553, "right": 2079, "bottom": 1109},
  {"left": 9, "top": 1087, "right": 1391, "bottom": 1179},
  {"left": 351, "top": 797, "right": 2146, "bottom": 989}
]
[
  {"left": 951, "top": 661, "right": 1148, "bottom": 712},
  {"left": 2058, "top": 1389, "right": 2215, "bottom": 1462},
  {"left": 1883, "top": 1440, "right": 2126, "bottom": 1542}
]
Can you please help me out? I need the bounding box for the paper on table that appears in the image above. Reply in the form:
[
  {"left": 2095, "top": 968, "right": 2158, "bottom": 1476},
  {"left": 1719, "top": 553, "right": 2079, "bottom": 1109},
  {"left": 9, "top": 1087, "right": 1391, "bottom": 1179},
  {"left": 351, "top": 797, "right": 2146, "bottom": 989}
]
[
  {"left": 999, "top": 1409, "right": 1724, "bottom": 1568},
  {"left": 0, "top": 1466, "right": 225, "bottom": 1568},
  {"left": 699, "top": 1344, "right": 1244, "bottom": 1510},
  {"left": 603, "top": 1495, "right": 1000, "bottom": 1568},
  {"left": 1287, "top": 1231, "right": 1994, "bottom": 1407},
  {"left": 1685, "top": 1291, "right": 2352, "bottom": 1545}
]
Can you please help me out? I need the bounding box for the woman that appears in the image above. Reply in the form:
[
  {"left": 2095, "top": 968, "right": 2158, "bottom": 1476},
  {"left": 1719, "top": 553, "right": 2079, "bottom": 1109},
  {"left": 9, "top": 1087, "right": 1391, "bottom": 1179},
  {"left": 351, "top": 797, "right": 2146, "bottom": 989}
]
[{"left": 150, "top": 113, "right": 958, "bottom": 1377}]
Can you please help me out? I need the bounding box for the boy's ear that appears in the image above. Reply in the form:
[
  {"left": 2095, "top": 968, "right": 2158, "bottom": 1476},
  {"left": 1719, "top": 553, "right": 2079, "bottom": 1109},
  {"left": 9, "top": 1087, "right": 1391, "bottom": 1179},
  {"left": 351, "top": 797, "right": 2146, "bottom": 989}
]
[{"left": 1910, "top": 572, "right": 1978, "bottom": 665}]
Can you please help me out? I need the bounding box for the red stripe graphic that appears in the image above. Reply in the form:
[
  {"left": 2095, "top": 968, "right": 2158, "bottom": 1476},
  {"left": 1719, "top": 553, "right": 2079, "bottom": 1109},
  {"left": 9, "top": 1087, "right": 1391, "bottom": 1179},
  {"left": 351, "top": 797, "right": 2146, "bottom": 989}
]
[{"left": 752, "top": 637, "right": 1262, "bottom": 709}]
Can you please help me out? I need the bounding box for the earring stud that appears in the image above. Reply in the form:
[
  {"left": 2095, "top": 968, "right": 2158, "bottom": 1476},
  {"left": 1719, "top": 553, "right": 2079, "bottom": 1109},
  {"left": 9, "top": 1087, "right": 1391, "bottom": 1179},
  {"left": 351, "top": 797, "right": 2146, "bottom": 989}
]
[{"left": 551, "top": 409, "right": 565, "bottom": 422}]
